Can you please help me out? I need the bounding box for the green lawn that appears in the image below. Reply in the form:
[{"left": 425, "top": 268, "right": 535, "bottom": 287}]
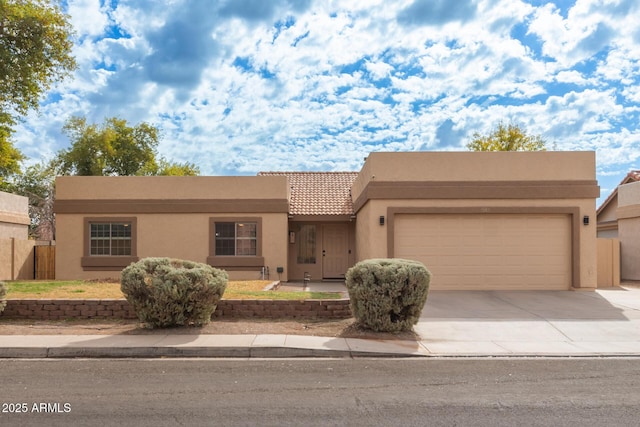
[{"left": 4, "top": 280, "right": 343, "bottom": 300}]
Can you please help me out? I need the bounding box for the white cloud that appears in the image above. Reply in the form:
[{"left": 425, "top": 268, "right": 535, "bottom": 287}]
[
  {"left": 555, "top": 70, "right": 590, "bottom": 85},
  {"left": 67, "top": 0, "right": 109, "bottom": 37},
  {"left": 7, "top": 0, "right": 640, "bottom": 206}
]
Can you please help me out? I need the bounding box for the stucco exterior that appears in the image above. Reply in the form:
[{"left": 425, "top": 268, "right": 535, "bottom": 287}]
[
  {"left": 54, "top": 151, "right": 600, "bottom": 290},
  {"left": 597, "top": 196, "right": 619, "bottom": 238},
  {"left": 0, "top": 191, "right": 33, "bottom": 280},
  {"left": 618, "top": 181, "right": 640, "bottom": 281},
  {"left": 0, "top": 191, "right": 30, "bottom": 239},
  {"left": 596, "top": 170, "right": 640, "bottom": 239},
  {"left": 352, "top": 152, "right": 599, "bottom": 290},
  {"left": 55, "top": 176, "right": 289, "bottom": 281}
]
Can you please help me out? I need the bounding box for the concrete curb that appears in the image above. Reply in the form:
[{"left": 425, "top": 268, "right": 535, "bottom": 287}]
[
  {"left": 0, "top": 334, "right": 430, "bottom": 359},
  {"left": 3, "top": 335, "right": 640, "bottom": 358}
]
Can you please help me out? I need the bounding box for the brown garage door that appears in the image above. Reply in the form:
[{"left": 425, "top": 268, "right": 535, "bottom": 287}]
[{"left": 394, "top": 213, "right": 572, "bottom": 290}]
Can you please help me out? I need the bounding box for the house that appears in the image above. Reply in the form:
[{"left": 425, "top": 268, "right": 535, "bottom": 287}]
[
  {"left": 0, "top": 190, "right": 32, "bottom": 280},
  {"left": 54, "top": 151, "right": 600, "bottom": 290},
  {"left": 597, "top": 176, "right": 640, "bottom": 281},
  {"left": 596, "top": 170, "right": 640, "bottom": 238},
  {"left": 0, "top": 190, "right": 30, "bottom": 240}
]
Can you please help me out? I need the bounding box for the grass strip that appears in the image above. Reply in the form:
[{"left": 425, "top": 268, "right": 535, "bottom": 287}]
[{"left": 5, "top": 280, "right": 343, "bottom": 300}]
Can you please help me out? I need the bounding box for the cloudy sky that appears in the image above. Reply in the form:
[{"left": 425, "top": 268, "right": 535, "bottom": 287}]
[{"left": 13, "top": 0, "right": 640, "bottom": 204}]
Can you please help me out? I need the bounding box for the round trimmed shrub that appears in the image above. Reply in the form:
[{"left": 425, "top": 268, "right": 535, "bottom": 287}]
[
  {"left": 345, "top": 258, "right": 431, "bottom": 332},
  {"left": 121, "top": 257, "right": 228, "bottom": 328},
  {"left": 0, "top": 281, "right": 7, "bottom": 314}
]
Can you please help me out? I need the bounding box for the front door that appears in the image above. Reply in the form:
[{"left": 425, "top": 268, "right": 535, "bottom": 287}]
[{"left": 322, "top": 224, "right": 349, "bottom": 279}]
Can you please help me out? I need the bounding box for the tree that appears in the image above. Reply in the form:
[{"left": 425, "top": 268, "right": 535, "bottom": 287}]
[
  {"left": 0, "top": 126, "right": 24, "bottom": 190},
  {"left": 9, "top": 160, "right": 56, "bottom": 239},
  {"left": 466, "top": 122, "right": 546, "bottom": 151},
  {"left": 56, "top": 116, "right": 199, "bottom": 176},
  {"left": 142, "top": 158, "right": 201, "bottom": 176},
  {"left": 0, "top": 0, "right": 76, "bottom": 184},
  {"left": 8, "top": 115, "right": 198, "bottom": 239}
]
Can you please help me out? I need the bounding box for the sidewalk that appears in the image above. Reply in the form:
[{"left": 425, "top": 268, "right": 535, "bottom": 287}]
[
  {"left": 0, "top": 334, "right": 428, "bottom": 358},
  {"left": 2, "top": 286, "right": 640, "bottom": 358}
]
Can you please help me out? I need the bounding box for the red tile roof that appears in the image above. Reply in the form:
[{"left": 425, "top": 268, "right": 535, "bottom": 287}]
[
  {"left": 627, "top": 171, "right": 640, "bottom": 182},
  {"left": 258, "top": 172, "right": 359, "bottom": 216}
]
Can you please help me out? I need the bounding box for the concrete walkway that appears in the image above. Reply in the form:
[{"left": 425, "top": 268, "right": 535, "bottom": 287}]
[{"left": 2, "top": 285, "right": 640, "bottom": 358}]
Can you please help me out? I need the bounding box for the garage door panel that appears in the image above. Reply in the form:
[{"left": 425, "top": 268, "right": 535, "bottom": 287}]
[{"left": 395, "top": 214, "right": 571, "bottom": 290}]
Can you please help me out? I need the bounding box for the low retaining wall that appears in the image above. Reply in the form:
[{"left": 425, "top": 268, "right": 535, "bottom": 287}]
[{"left": 1, "top": 298, "right": 352, "bottom": 321}]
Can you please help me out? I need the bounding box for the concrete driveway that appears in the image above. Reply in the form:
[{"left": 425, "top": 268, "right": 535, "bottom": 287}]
[
  {"left": 416, "top": 285, "right": 640, "bottom": 356},
  {"left": 302, "top": 280, "right": 640, "bottom": 356}
]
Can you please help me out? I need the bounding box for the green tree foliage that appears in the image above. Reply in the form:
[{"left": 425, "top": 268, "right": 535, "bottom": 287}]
[
  {"left": 0, "top": 128, "right": 24, "bottom": 189},
  {"left": 467, "top": 122, "right": 546, "bottom": 151},
  {"left": 57, "top": 116, "right": 199, "bottom": 176},
  {"left": 0, "top": 0, "right": 76, "bottom": 184},
  {"left": 10, "top": 160, "right": 56, "bottom": 239},
  {"left": 7, "top": 116, "right": 197, "bottom": 238},
  {"left": 140, "top": 158, "right": 201, "bottom": 176}
]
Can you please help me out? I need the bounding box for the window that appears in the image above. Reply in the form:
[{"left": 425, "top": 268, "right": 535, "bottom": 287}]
[
  {"left": 208, "top": 218, "right": 264, "bottom": 270},
  {"left": 82, "top": 217, "right": 138, "bottom": 271},
  {"left": 90, "top": 222, "right": 132, "bottom": 256},
  {"left": 215, "top": 222, "right": 257, "bottom": 256},
  {"left": 297, "top": 225, "right": 316, "bottom": 264}
]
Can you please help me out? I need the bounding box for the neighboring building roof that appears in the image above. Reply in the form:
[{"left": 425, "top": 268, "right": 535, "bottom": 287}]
[
  {"left": 597, "top": 170, "right": 640, "bottom": 216},
  {"left": 258, "top": 172, "right": 359, "bottom": 216}
]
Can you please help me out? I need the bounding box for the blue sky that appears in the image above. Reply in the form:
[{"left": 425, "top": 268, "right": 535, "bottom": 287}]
[{"left": 13, "top": 0, "right": 640, "bottom": 205}]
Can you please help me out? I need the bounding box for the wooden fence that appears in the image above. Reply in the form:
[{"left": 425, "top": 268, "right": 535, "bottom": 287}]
[
  {"left": 0, "top": 239, "right": 54, "bottom": 280},
  {"left": 35, "top": 245, "right": 56, "bottom": 280},
  {"left": 597, "top": 238, "right": 620, "bottom": 288}
]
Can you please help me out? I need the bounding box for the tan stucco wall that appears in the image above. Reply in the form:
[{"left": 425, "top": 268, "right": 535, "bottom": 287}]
[
  {"left": 55, "top": 176, "right": 289, "bottom": 281},
  {"left": 0, "top": 191, "right": 30, "bottom": 239},
  {"left": 598, "top": 195, "right": 618, "bottom": 223},
  {"left": 0, "top": 238, "right": 36, "bottom": 280},
  {"left": 618, "top": 181, "right": 640, "bottom": 281},
  {"left": 56, "top": 213, "right": 288, "bottom": 281},
  {"left": 56, "top": 176, "right": 288, "bottom": 200},
  {"left": 352, "top": 151, "right": 596, "bottom": 201},
  {"left": 619, "top": 181, "right": 640, "bottom": 206},
  {"left": 354, "top": 202, "right": 375, "bottom": 261},
  {"left": 352, "top": 152, "right": 599, "bottom": 290},
  {"left": 597, "top": 195, "right": 619, "bottom": 238}
]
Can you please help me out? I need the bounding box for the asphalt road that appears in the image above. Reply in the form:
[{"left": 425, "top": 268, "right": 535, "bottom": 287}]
[{"left": 1, "top": 358, "right": 639, "bottom": 426}]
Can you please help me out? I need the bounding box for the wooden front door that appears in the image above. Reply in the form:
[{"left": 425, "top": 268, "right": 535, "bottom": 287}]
[{"left": 322, "top": 224, "right": 349, "bottom": 279}]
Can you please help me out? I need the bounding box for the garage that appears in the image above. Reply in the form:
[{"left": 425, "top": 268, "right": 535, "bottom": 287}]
[{"left": 394, "top": 213, "right": 572, "bottom": 290}]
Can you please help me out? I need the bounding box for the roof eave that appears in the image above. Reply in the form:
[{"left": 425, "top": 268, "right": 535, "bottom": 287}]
[{"left": 287, "top": 214, "right": 355, "bottom": 222}]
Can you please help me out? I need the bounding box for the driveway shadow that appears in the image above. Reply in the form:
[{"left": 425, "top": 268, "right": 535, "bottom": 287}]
[
  {"left": 52, "top": 329, "right": 257, "bottom": 358},
  {"left": 420, "top": 289, "right": 637, "bottom": 321}
]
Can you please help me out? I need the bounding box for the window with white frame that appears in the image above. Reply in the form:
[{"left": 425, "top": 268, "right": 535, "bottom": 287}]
[
  {"left": 90, "top": 222, "right": 132, "bottom": 256},
  {"left": 215, "top": 222, "right": 257, "bottom": 256}
]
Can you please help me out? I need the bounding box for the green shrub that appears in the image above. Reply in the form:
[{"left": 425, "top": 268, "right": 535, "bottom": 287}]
[
  {"left": 121, "top": 257, "right": 228, "bottom": 328},
  {"left": 345, "top": 258, "right": 431, "bottom": 332},
  {"left": 0, "top": 281, "right": 6, "bottom": 314}
]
